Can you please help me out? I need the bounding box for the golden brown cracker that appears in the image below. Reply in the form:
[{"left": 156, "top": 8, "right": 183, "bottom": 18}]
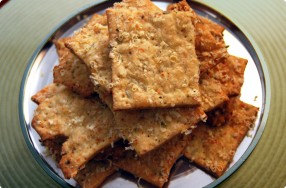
[
  {"left": 97, "top": 86, "right": 205, "bottom": 156},
  {"left": 31, "top": 86, "right": 118, "bottom": 178},
  {"left": 195, "top": 16, "right": 225, "bottom": 52},
  {"left": 53, "top": 38, "right": 94, "bottom": 97},
  {"left": 167, "top": 1, "right": 228, "bottom": 74},
  {"left": 199, "top": 77, "right": 229, "bottom": 112},
  {"left": 184, "top": 98, "right": 259, "bottom": 177},
  {"left": 107, "top": 9, "right": 201, "bottom": 110},
  {"left": 199, "top": 54, "right": 248, "bottom": 112},
  {"left": 205, "top": 55, "right": 248, "bottom": 96},
  {"left": 65, "top": 14, "right": 111, "bottom": 97},
  {"left": 195, "top": 16, "right": 228, "bottom": 74},
  {"left": 31, "top": 83, "right": 67, "bottom": 105},
  {"left": 114, "top": 135, "right": 187, "bottom": 187},
  {"left": 114, "top": 106, "right": 205, "bottom": 155}
]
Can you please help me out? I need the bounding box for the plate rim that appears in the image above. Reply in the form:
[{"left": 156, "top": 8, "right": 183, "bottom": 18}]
[{"left": 18, "top": 0, "right": 271, "bottom": 187}]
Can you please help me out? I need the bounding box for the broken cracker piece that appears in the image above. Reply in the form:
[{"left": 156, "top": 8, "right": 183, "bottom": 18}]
[
  {"left": 107, "top": 9, "right": 201, "bottom": 110},
  {"left": 114, "top": 106, "right": 205, "bottom": 155},
  {"left": 96, "top": 85, "right": 205, "bottom": 156},
  {"left": 205, "top": 55, "right": 248, "bottom": 96},
  {"left": 95, "top": 92, "right": 205, "bottom": 156},
  {"left": 184, "top": 98, "right": 258, "bottom": 177},
  {"left": 114, "top": 135, "right": 187, "bottom": 187},
  {"left": 31, "top": 86, "right": 118, "bottom": 178},
  {"left": 53, "top": 38, "right": 94, "bottom": 97}
]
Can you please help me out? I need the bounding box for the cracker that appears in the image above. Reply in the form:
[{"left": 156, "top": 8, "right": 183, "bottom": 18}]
[
  {"left": 75, "top": 160, "right": 116, "bottom": 188},
  {"left": 44, "top": 138, "right": 115, "bottom": 188},
  {"left": 113, "top": 0, "right": 160, "bottom": 11},
  {"left": 167, "top": 0, "right": 228, "bottom": 74},
  {"left": 31, "top": 86, "right": 118, "bottom": 178},
  {"left": 97, "top": 92, "right": 205, "bottom": 156},
  {"left": 199, "top": 55, "right": 248, "bottom": 112},
  {"left": 66, "top": 0, "right": 160, "bottom": 104},
  {"left": 183, "top": 98, "right": 259, "bottom": 177},
  {"left": 53, "top": 38, "right": 94, "bottom": 97},
  {"left": 107, "top": 9, "right": 201, "bottom": 110},
  {"left": 199, "top": 77, "right": 229, "bottom": 112},
  {"left": 65, "top": 14, "right": 111, "bottom": 96},
  {"left": 195, "top": 16, "right": 228, "bottom": 74},
  {"left": 31, "top": 83, "right": 67, "bottom": 104},
  {"left": 114, "top": 135, "right": 187, "bottom": 187},
  {"left": 98, "top": 84, "right": 205, "bottom": 156},
  {"left": 167, "top": 0, "right": 191, "bottom": 11},
  {"left": 114, "top": 106, "right": 205, "bottom": 155},
  {"left": 205, "top": 55, "right": 248, "bottom": 96}
]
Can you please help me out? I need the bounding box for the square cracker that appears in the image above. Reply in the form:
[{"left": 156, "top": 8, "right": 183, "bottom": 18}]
[
  {"left": 91, "top": 91, "right": 205, "bottom": 156},
  {"left": 114, "top": 135, "right": 187, "bottom": 187},
  {"left": 167, "top": 0, "right": 228, "bottom": 74},
  {"left": 114, "top": 105, "right": 205, "bottom": 155},
  {"left": 183, "top": 98, "right": 259, "bottom": 177},
  {"left": 107, "top": 9, "right": 201, "bottom": 110},
  {"left": 53, "top": 38, "right": 94, "bottom": 97},
  {"left": 204, "top": 55, "right": 248, "bottom": 96},
  {"left": 31, "top": 85, "right": 119, "bottom": 178},
  {"left": 65, "top": 14, "right": 111, "bottom": 96}
]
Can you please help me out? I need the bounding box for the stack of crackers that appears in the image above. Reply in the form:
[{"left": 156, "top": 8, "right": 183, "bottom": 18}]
[{"left": 31, "top": 0, "right": 259, "bottom": 187}]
